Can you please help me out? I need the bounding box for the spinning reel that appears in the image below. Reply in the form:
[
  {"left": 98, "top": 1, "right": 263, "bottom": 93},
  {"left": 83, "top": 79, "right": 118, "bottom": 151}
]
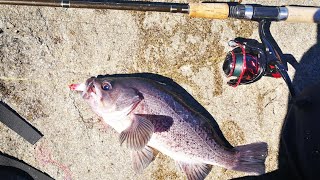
[{"left": 222, "top": 20, "right": 295, "bottom": 97}]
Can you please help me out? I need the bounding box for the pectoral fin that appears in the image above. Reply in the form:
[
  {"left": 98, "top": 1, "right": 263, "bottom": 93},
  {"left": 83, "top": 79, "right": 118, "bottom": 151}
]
[
  {"left": 119, "top": 114, "right": 154, "bottom": 150},
  {"left": 176, "top": 161, "right": 212, "bottom": 180},
  {"left": 131, "top": 146, "right": 158, "bottom": 173}
]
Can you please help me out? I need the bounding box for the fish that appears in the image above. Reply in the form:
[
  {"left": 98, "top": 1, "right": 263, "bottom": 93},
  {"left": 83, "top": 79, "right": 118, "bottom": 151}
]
[{"left": 70, "top": 74, "right": 268, "bottom": 180}]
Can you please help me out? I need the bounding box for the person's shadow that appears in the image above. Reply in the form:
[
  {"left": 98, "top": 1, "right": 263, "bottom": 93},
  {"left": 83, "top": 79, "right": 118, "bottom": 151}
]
[
  {"left": 234, "top": 24, "right": 320, "bottom": 180},
  {"left": 276, "top": 24, "right": 320, "bottom": 180}
]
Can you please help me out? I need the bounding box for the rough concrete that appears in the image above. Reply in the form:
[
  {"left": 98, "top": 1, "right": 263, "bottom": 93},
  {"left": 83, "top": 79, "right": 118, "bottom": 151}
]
[{"left": 0, "top": 0, "right": 319, "bottom": 179}]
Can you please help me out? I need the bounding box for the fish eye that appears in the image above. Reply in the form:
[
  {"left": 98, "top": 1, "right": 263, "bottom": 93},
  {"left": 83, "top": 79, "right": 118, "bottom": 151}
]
[{"left": 101, "top": 81, "right": 112, "bottom": 91}]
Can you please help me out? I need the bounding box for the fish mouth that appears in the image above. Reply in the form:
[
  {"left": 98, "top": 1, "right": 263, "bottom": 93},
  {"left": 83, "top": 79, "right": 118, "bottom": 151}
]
[
  {"left": 69, "top": 82, "right": 96, "bottom": 100},
  {"left": 82, "top": 78, "right": 98, "bottom": 99},
  {"left": 86, "top": 80, "right": 96, "bottom": 94},
  {"left": 69, "top": 77, "right": 96, "bottom": 95}
]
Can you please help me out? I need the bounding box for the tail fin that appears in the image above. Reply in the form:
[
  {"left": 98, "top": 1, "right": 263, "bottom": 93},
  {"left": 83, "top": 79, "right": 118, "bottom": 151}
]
[{"left": 232, "top": 142, "right": 268, "bottom": 175}]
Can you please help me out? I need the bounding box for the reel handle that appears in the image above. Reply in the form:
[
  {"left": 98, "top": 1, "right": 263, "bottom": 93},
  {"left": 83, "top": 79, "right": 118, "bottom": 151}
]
[{"left": 274, "top": 62, "right": 296, "bottom": 97}]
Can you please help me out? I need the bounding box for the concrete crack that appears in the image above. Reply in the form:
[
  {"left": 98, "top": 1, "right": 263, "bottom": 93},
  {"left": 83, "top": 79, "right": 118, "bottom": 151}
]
[
  {"left": 36, "top": 8, "right": 49, "bottom": 31},
  {"left": 264, "top": 96, "right": 277, "bottom": 108},
  {"left": 68, "top": 92, "right": 96, "bottom": 129},
  {"left": 68, "top": 92, "right": 85, "bottom": 123}
]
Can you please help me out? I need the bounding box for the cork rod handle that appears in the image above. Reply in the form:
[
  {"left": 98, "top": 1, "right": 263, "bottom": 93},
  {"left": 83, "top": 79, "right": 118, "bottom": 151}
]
[
  {"left": 189, "top": 3, "right": 229, "bottom": 19},
  {"left": 286, "top": 6, "right": 320, "bottom": 23}
]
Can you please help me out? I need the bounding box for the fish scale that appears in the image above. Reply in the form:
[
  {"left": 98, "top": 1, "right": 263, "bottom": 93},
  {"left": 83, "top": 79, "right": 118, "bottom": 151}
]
[{"left": 132, "top": 80, "right": 237, "bottom": 167}]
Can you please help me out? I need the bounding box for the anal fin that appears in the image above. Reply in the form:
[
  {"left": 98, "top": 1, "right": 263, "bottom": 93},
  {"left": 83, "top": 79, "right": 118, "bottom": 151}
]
[
  {"left": 176, "top": 161, "right": 212, "bottom": 180},
  {"left": 132, "top": 146, "right": 158, "bottom": 173}
]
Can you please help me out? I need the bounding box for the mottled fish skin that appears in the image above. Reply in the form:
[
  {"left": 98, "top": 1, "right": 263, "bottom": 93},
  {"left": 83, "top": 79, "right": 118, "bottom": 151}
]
[
  {"left": 126, "top": 78, "right": 236, "bottom": 168},
  {"left": 72, "top": 75, "right": 268, "bottom": 179}
]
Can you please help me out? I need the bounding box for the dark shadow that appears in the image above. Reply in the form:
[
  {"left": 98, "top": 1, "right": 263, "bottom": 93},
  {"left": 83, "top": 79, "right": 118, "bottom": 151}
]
[
  {"left": 232, "top": 24, "right": 320, "bottom": 180},
  {"left": 0, "top": 166, "right": 34, "bottom": 180},
  {"left": 275, "top": 23, "right": 320, "bottom": 180},
  {"left": 97, "top": 73, "right": 233, "bottom": 148},
  {"left": 0, "top": 152, "right": 54, "bottom": 180},
  {"left": 290, "top": 24, "right": 320, "bottom": 93}
]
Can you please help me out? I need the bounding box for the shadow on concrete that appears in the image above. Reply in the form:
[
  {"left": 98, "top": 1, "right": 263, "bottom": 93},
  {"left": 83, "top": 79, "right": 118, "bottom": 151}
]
[
  {"left": 233, "top": 24, "right": 320, "bottom": 180},
  {"left": 0, "top": 152, "right": 54, "bottom": 180}
]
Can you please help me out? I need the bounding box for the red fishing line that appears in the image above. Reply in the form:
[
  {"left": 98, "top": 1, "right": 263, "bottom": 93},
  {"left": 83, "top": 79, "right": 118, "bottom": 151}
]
[{"left": 36, "top": 144, "right": 72, "bottom": 180}]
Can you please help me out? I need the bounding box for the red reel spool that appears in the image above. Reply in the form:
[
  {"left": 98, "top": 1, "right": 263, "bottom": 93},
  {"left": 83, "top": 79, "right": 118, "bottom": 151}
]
[{"left": 223, "top": 42, "right": 260, "bottom": 87}]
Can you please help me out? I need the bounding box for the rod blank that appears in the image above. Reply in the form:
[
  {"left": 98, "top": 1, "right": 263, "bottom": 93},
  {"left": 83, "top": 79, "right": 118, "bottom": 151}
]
[
  {"left": 0, "top": 0, "right": 189, "bottom": 13},
  {"left": 0, "top": 0, "right": 319, "bottom": 23}
]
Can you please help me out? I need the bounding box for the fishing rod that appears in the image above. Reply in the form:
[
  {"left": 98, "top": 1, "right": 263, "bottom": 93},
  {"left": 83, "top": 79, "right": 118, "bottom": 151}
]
[
  {"left": 0, "top": 0, "right": 319, "bottom": 23},
  {"left": 0, "top": 1, "right": 313, "bottom": 96}
]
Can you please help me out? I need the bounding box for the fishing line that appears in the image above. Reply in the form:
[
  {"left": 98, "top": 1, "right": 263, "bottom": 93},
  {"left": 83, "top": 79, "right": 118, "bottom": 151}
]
[{"left": 36, "top": 143, "right": 72, "bottom": 180}]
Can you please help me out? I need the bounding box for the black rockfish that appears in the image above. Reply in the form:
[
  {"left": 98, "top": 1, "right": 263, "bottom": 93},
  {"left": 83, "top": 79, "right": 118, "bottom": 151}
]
[{"left": 70, "top": 74, "right": 267, "bottom": 180}]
